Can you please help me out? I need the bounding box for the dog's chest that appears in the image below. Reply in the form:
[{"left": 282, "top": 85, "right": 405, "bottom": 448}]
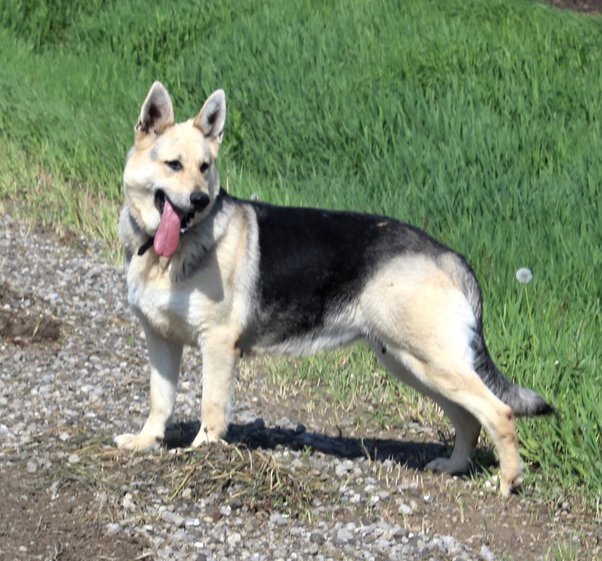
[{"left": 126, "top": 266, "right": 219, "bottom": 345}]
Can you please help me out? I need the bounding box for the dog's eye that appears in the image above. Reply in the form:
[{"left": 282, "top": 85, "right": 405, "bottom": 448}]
[
  {"left": 165, "top": 160, "right": 183, "bottom": 171},
  {"left": 200, "top": 161, "right": 210, "bottom": 173}
]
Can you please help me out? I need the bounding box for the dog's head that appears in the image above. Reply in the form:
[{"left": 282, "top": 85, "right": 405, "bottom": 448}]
[{"left": 123, "top": 82, "right": 226, "bottom": 257}]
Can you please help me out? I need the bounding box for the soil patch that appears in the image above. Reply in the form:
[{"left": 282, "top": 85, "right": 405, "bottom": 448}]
[
  {"left": 0, "top": 465, "right": 148, "bottom": 561},
  {"left": 0, "top": 282, "right": 61, "bottom": 343},
  {"left": 546, "top": 0, "right": 602, "bottom": 12}
]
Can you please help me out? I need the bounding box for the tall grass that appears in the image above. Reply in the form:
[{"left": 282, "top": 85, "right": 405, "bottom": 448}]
[{"left": 0, "top": 0, "right": 600, "bottom": 500}]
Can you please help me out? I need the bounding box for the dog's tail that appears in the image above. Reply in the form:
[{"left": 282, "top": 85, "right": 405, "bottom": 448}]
[
  {"left": 471, "top": 333, "right": 554, "bottom": 417},
  {"left": 444, "top": 252, "right": 554, "bottom": 417}
]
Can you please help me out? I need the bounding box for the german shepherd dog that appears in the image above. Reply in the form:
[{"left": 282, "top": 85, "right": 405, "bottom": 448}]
[{"left": 117, "top": 82, "right": 552, "bottom": 496}]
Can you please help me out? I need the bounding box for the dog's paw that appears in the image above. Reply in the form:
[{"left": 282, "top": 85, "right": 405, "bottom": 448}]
[
  {"left": 425, "top": 456, "right": 469, "bottom": 475},
  {"left": 499, "top": 466, "right": 524, "bottom": 498},
  {"left": 190, "top": 425, "right": 226, "bottom": 448},
  {"left": 114, "top": 432, "right": 160, "bottom": 451}
]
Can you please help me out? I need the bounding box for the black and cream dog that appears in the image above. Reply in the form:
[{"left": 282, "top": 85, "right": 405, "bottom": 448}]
[{"left": 117, "top": 82, "right": 552, "bottom": 496}]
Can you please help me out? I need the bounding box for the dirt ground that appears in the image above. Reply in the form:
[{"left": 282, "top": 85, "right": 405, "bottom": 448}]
[
  {"left": 546, "top": 0, "right": 602, "bottom": 13},
  {"left": 0, "top": 468, "right": 147, "bottom": 561}
]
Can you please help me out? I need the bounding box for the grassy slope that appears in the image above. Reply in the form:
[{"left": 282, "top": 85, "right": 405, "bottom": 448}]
[{"left": 0, "top": 0, "right": 600, "bottom": 499}]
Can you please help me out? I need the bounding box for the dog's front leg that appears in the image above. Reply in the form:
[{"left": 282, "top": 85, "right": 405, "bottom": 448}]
[
  {"left": 191, "top": 328, "right": 238, "bottom": 447},
  {"left": 115, "top": 321, "right": 183, "bottom": 451}
]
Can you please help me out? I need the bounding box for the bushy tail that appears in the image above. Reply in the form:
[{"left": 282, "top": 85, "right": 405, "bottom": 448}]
[
  {"left": 472, "top": 335, "right": 554, "bottom": 417},
  {"left": 444, "top": 252, "right": 554, "bottom": 417}
]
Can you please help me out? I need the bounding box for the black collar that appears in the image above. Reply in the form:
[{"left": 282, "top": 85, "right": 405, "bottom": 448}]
[{"left": 137, "top": 237, "right": 154, "bottom": 256}]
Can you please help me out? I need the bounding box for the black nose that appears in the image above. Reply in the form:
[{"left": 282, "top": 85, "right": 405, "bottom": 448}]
[{"left": 190, "top": 191, "right": 210, "bottom": 210}]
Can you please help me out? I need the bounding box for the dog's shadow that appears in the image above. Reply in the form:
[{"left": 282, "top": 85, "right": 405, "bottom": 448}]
[{"left": 162, "top": 418, "right": 483, "bottom": 471}]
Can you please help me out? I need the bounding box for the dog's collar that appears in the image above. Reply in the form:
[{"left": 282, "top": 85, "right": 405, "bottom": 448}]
[{"left": 137, "top": 237, "right": 155, "bottom": 256}]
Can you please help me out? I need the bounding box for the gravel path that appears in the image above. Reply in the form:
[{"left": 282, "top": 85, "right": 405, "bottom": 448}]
[{"left": 1, "top": 214, "right": 597, "bottom": 561}]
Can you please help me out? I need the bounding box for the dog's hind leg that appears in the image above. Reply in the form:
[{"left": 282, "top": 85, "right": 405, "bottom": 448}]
[
  {"left": 373, "top": 343, "right": 521, "bottom": 496},
  {"left": 362, "top": 262, "right": 522, "bottom": 495},
  {"left": 191, "top": 327, "right": 239, "bottom": 447},
  {"left": 420, "top": 360, "right": 522, "bottom": 496},
  {"left": 424, "top": 398, "right": 481, "bottom": 475},
  {"left": 115, "top": 321, "right": 183, "bottom": 451},
  {"left": 371, "top": 344, "right": 481, "bottom": 475}
]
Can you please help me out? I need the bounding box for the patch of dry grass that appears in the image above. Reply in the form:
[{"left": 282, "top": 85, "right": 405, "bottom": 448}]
[{"left": 44, "top": 433, "right": 335, "bottom": 520}]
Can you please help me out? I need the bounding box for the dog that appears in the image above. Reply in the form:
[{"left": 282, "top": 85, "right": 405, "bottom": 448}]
[{"left": 116, "top": 82, "right": 552, "bottom": 496}]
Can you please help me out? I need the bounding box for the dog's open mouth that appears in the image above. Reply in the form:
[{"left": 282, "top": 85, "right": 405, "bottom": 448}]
[
  {"left": 153, "top": 190, "right": 197, "bottom": 257},
  {"left": 154, "top": 191, "right": 197, "bottom": 233}
]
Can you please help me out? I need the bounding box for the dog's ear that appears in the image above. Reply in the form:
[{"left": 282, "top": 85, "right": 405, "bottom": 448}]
[
  {"left": 194, "top": 89, "right": 226, "bottom": 144},
  {"left": 135, "top": 81, "right": 175, "bottom": 136}
]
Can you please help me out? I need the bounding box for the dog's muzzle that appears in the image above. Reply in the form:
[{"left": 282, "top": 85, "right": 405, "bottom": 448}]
[
  {"left": 137, "top": 190, "right": 211, "bottom": 257},
  {"left": 153, "top": 189, "right": 210, "bottom": 233}
]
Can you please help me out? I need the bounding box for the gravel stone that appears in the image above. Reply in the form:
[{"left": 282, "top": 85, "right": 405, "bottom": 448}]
[
  {"left": 106, "top": 523, "right": 122, "bottom": 535},
  {"left": 336, "top": 527, "right": 354, "bottom": 543},
  {"left": 161, "top": 510, "right": 185, "bottom": 527},
  {"left": 398, "top": 502, "right": 414, "bottom": 516},
  {"left": 479, "top": 544, "right": 496, "bottom": 561}
]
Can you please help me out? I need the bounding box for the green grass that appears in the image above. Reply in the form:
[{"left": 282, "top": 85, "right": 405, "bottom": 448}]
[{"left": 0, "top": 0, "right": 600, "bottom": 502}]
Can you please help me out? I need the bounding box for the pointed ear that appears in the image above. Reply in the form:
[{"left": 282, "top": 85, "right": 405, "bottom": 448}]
[
  {"left": 135, "top": 81, "right": 174, "bottom": 136},
  {"left": 194, "top": 89, "right": 226, "bottom": 143}
]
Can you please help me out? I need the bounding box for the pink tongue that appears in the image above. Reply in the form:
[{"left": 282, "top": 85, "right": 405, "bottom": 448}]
[{"left": 153, "top": 198, "right": 181, "bottom": 257}]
